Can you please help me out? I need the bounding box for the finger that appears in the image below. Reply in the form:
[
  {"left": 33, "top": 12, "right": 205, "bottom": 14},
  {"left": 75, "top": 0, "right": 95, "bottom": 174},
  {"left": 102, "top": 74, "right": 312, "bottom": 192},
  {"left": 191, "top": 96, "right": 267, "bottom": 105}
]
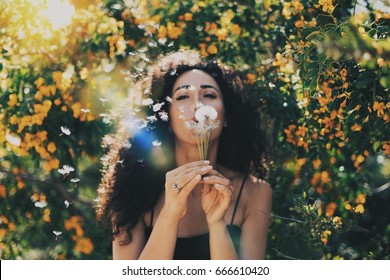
[
  {"left": 214, "top": 184, "right": 233, "bottom": 202},
  {"left": 168, "top": 160, "right": 210, "bottom": 177},
  {"left": 172, "top": 165, "right": 213, "bottom": 189},
  {"left": 178, "top": 174, "right": 202, "bottom": 197},
  {"left": 169, "top": 165, "right": 212, "bottom": 183},
  {"left": 202, "top": 175, "right": 231, "bottom": 186}
]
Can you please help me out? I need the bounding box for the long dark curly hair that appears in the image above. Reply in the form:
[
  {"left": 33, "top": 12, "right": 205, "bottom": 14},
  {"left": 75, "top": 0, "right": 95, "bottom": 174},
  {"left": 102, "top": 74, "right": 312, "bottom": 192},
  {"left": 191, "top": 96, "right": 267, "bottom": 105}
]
[{"left": 96, "top": 50, "right": 267, "bottom": 245}]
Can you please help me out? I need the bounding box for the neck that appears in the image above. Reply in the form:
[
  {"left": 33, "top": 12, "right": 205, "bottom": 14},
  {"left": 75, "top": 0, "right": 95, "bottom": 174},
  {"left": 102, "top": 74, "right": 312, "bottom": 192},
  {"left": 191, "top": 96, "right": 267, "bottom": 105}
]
[{"left": 174, "top": 139, "right": 219, "bottom": 168}]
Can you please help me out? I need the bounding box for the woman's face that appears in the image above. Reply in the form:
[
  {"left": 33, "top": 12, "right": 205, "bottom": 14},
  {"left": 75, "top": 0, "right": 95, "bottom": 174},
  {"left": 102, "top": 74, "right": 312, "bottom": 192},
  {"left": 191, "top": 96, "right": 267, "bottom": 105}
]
[{"left": 169, "top": 69, "right": 225, "bottom": 145}]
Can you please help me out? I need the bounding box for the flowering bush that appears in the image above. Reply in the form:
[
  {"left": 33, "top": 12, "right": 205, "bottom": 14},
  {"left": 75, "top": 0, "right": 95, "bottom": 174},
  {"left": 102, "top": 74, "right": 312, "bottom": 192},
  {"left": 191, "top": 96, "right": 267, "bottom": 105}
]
[{"left": 0, "top": 0, "right": 389, "bottom": 259}]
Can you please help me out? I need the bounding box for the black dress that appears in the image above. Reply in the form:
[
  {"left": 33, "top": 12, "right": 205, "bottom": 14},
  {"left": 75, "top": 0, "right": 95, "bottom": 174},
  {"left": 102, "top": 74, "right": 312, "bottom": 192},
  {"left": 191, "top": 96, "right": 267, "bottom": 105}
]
[{"left": 144, "top": 176, "right": 248, "bottom": 260}]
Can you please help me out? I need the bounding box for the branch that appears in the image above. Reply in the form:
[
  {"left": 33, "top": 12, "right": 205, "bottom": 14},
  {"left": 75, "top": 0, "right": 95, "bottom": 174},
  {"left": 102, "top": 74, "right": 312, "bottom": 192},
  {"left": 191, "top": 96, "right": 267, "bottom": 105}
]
[
  {"left": 272, "top": 248, "right": 301, "bottom": 260},
  {"left": 0, "top": 168, "right": 94, "bottom": 208},
  {"left": 271, "top": 213, "right": 306, "bottom": 224}
]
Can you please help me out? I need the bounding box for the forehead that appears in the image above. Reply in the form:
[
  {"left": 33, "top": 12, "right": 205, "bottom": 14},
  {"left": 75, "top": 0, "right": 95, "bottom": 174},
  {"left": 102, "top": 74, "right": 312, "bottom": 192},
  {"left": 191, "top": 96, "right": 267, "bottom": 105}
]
[{"left": 172, "top": 69, "right": 220, "bottom": 91}]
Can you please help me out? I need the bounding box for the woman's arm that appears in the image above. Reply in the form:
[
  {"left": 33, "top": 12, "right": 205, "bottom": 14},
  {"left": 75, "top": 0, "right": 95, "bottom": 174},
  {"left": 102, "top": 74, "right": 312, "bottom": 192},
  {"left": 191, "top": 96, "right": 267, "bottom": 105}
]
[
  {"left": 209, "top": 220, "right": 239, "bottom": 260},
  {"left": 239, "top": 180, "right": 272, "bottom": 259}
]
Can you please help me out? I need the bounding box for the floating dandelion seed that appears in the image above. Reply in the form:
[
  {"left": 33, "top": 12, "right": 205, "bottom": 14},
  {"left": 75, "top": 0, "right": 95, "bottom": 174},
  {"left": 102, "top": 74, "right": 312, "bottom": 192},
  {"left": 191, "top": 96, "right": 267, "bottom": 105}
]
[
  {"left": 149, "top": 41, "right": 157, "bottom": 48},
  {"left": 152, "top": 140, "right": 162, "bottom": 147},
  {"left": 34, "top": 201, "right": 48, "bottom": 208},
  {"left": 159, "top": 111, "right": 169, "bottom": 121},
  {"left": 64, "top": 200, "right": 70, "bottom": 208},
  {"left": 142, "top": 98, "right": 154, "bottom": 106},
  {"left": 158, "top": 38, "right": 167, "bottom": 45},
  {"left": 117, "top": 159, "right": 124, "bottom": 167},
  {"left": 53, "top": 231, "right": 62, "bottom": 240},
  {"left": 153, "top": 102, "right": 164, "bottom": 112},
  {"left": 100, "top": 97, "right": 108, "bottom": 104},
  {"left": 147, "top": 115, "right": 158, "bottom": 122},
  {"left": 60, "top": 126, "right": 71, "bottom": 136},
  {"left": 6, "top": 133, "right": 21, "bottom": 146},
  {"left": 58, "top": 165, "right": 75, "bottom": 176},
  {"left": 70, "top": 178, "right": 80, "bottom": 187},
  {"left": 168, "top": 41, "right": 174, "bottom": 47}
]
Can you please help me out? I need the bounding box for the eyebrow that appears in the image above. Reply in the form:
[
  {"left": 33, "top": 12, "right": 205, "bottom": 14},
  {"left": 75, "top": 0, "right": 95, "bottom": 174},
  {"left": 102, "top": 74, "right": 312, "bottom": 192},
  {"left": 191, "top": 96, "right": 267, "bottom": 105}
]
[{"left": 174, "top": 84, "right": 220, "bottom": 93}]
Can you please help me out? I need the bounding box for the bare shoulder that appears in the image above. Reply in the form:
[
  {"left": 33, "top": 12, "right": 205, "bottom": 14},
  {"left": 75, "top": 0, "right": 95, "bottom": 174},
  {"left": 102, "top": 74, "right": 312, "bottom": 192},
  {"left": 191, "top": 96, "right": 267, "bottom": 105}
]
[{"left": 243, "top": 176, "right": 272, "bottom": 214}]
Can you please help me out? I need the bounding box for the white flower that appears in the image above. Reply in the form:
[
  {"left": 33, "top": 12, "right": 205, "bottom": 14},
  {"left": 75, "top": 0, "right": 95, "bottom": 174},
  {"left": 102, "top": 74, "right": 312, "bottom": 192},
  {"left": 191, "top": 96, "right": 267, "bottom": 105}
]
[
  {"left": 81, "top": 108, "right": 90, "bottom": 113},
  {"left": 58, "top": 165, "right": 75, "bottom": 176},
  {"left": 34, "top": 201, "right": 48, "bottom": 208},
  {"left": 153, "top": 102, "right": 165, "bottom": 112},
  {"left": 195, "top": 105, "right": 218, "bottom": 123},
  {"left": 165, "top": 96, "right": 173, "bottom": 103},
  {"left": 60, "top": 126, "right": 71, "bottom": 135},
  {"left": 64, "top": 200, "right": 70, "bottom": 208}
]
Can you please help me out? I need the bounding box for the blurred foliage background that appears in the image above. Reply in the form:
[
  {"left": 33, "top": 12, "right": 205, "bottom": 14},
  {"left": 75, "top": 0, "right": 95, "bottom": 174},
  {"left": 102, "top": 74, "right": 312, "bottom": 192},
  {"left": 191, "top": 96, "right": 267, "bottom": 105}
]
[{"left": 0, "top": 0, "right": 389, "bottom": 259}]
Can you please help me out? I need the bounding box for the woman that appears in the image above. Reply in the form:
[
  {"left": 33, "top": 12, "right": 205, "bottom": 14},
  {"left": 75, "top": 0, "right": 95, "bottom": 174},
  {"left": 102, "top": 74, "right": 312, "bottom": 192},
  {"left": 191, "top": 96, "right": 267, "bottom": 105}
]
[{"left": 96, "top": 51, "right": 272, "bottom": 260}]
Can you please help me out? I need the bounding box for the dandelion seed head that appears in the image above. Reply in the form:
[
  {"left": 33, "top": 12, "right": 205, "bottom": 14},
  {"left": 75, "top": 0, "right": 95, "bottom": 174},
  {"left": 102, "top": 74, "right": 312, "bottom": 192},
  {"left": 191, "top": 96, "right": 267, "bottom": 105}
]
[{"left": 195, "top": 105, "right": 218, "bottom": 123}]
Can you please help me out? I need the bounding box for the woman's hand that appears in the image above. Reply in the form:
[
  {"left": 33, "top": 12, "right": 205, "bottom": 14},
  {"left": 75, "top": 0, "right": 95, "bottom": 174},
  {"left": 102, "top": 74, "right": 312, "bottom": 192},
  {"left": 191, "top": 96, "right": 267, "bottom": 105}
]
[
  {"left": 162, "top": 160, "right": 213, "bottom": 221},
  {"left": 200, "top": 169, "right": 233, "bottom": 225}
]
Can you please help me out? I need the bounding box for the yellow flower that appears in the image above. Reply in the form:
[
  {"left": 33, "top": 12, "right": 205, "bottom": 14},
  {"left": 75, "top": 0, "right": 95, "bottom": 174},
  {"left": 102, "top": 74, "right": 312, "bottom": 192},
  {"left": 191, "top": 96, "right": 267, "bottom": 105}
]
[
  {"left": 321, "top": 230, "right": 332, "bottom": 245},
  {"left": 216, "top": 28, "right": 228, "bottom": 41},
  {"left": 326, "top": 202, "right": 337, "bottom": 216},
  {"left": 313, "top": 159, "right": 321, "bottom": 169},
  {"left": 372, "top": 101, "right": 385, "bottom": 117},
  {"left": 0, "top": 184, "right": 6, "bottom": 198},
  {"left": 34, "top": 77, "right": 45, "bottom": 88},
  {"left": 318, "top": 0, "right": 335, "bottom": 14},
  {"left": 74, "top": 237, "right": 94, "bottom": 255},
  {"left": 184, "top": 13, "right": 193, "bottom": 21},
  {"left": 231, "top": 24, "right": 241, "bottom": 35},
  {"left": 198, "top": 43, "right": 208, "bottom": 56},
  {"left": 207, "top": 44, "right": 218, "bottom": 55},
  {"left": 332, "top": 216, "right": 343, "bottom": 227},
  {"left": 167, "top": 22, "right": 182, "bottom": 39},
  {"left": 158, "top": 25, "right": 167, "bottom": 38},
  {"left": 383, "top": 143, "right": 390, "bottom": 155},
  {"left": 354, "top": 204, "right": 364, "bottom": 214},
  {"left": 351, "top": 124, "right": 362, "bottom": 131},
  {"left": 355, "top": 194, "right": 366, "bottom": 204},
  {"left": 7, "top": 94, "right": 18, "bottom": 107},
  {"left": 246, "top": 73, "right": 256, "bottom": 85},
  {"left": 47, "top": 142, "right": 57, "bottom": 153}
]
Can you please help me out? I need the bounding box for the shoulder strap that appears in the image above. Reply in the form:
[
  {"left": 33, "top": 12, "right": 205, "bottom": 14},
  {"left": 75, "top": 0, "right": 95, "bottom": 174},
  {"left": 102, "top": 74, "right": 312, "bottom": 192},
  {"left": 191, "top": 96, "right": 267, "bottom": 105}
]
[{"left": 230, "top": 175, "right": 248, "bottom": 225}]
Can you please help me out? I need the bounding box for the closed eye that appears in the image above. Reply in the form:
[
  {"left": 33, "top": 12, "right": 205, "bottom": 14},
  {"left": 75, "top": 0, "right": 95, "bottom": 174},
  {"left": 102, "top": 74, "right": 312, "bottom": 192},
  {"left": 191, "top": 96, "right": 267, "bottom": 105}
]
[
  {"left": 204, "top": 93, "right": 217, "bottom": 99},
  {"left": 176, "top": 95, "right": 189, "bottom": 101}
]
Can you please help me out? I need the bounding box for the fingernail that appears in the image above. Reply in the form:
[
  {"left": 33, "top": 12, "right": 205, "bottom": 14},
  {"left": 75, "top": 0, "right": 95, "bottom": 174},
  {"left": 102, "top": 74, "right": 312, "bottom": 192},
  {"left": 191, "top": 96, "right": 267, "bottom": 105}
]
[
  {"left": 203, "top": 177, "right": 209, "bottom": 181},
  {"left": 203, "top": 160, "right": 210, "bottom": 164}
]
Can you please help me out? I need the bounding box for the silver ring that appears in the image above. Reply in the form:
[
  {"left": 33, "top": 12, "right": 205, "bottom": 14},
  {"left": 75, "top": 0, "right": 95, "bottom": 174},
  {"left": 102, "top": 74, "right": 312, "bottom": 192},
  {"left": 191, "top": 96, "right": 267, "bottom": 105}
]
[{"left": 172, "top": 183, "right": 183, "bottom": 191}]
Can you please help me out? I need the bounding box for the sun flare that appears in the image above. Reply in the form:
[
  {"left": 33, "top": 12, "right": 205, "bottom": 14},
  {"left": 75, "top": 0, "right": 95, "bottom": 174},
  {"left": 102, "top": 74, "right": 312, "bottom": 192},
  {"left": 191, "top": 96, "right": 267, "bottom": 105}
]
[{"left": 39, "top": 0, "right": 75, "bottom": 30}]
